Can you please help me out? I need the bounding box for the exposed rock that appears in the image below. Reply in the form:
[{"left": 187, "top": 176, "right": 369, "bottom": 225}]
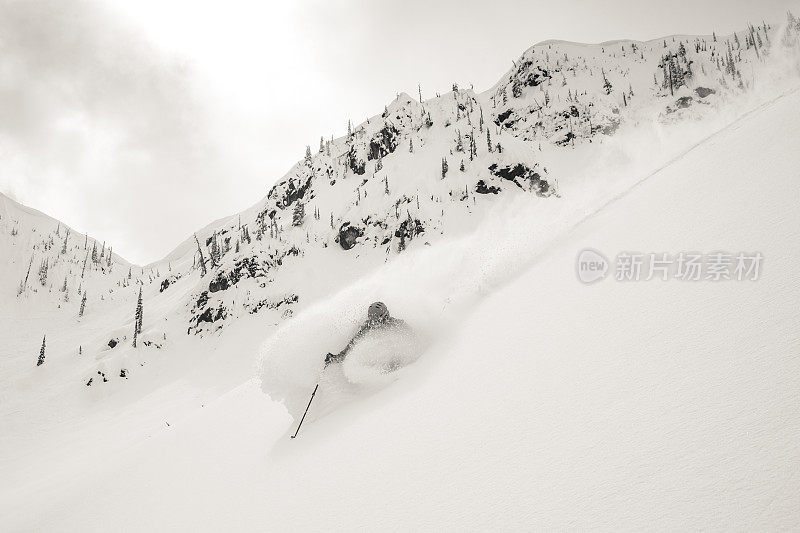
[
  {"left": 271, "top": 176, "right": 313, "bottom": 209},
  {"left": 196, "top": 291, "right": 209, "bottom": 309},
  {"left": 368, "top": 124, "right": 400, "bottom": 161},
  {"left": 346, "top": 145, "right": 366, "bottom": 175},
  {"left": 476, "top": 180, "right": 501, "bottom": 194},
  {"left": 488, "top": 163, "right": 552, "bottom": 196},
  {"left": 209, "top": 256, "right": 264, "bottom": 293},
  {"left": 695, "top": 87, "right": 716, "bottom": 98},
  {"left": 338, "top": 223, "right": 364, "bottom": 250},
  {"left": 159, "top": 274, "right": 181, "bottom": 293},
  {"left": 676, "top": 96, "right": 693, "bottom": 109},
  {"left": 108, "top": 339, "right": 118, "bottom": 349},
  {"left": 248, "top": 294, "right": 299, "bottom": 315},
  {"left": 555, "top": 131, "right": 576, "bottom": 146},
  {"left": 196, "top": 305, "right": 227, "bottom": 326},
  {"left": 395, "top": 217, "right": 425, "bottom": 251},
  {"left": 522, "top": 64, "right": 550, "bottom": 87},
  {"left": 495, "top": 109, "right": 515, "bottom": 127}
]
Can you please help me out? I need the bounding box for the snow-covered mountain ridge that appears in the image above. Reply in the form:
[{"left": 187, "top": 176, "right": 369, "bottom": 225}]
[
  {"left": 3, "top": 17, "right": 800, "bottom": 398},
  {"left": 163, "top": 19, "right": 800, "bottom": 337},
  {"left": 4, "top": 40, "right": 800, "bottom": 531}
]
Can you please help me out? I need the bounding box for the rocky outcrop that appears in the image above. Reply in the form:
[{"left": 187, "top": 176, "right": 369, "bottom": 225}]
[
  {"left": 368, "top": 124, "right": 400, "bottom": 161},
  {"left": 476, "top": 180, "right": 501, "bottom": 194},
  {"left": 247, "top": 294, "right": 299, "bottom": 315},
  {"left": 695, "top": 86, "right": 715, "bottom": 98},
  {"left": 337, "top": 223, "right": 364, "bottom": 250},
  {"left": 395, "top": 216, "right": 425, "bottom": 251},
  {"left": 209, "top": 256, "right": 264, "bottom": 293},
  {"left": 346, "top": 144, "right": 366, "bottom": 175},
  {"left": 270, "top": 176, "right": 313, "bottom": 209}
]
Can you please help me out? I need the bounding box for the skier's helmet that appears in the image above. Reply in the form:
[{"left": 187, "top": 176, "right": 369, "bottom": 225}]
[{"left": 368, "top": 301, "right": 389, "bottom": 322}]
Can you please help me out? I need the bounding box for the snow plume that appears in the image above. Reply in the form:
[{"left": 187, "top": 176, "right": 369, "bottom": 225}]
[{"left": 257, "top": 191, "right": 567, "bottom": 420}]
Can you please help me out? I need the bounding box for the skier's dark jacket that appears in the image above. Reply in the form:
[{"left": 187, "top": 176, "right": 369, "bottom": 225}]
[{"left": 325, "top": 304, "right": 410, "bottom": 366}]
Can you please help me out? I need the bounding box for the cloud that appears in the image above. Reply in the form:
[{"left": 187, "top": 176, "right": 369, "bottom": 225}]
[{"left": 0, "top": 0, "right": 262, "bottom": 264}]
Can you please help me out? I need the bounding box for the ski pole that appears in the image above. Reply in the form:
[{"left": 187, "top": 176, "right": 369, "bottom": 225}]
[{"left": 290, "top": 382, "right": 320, "bottom": 439}]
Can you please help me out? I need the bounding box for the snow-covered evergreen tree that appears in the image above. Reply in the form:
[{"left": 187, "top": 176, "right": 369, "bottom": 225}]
[
  {"left": 293, "top": 202, "right": 305, "bottom": 227},
  {"left": 37, "top": 335, "right": 46, "bottom": 366},
  {"left": 132, "top": 287, "right": 143, "bottom": 347}
]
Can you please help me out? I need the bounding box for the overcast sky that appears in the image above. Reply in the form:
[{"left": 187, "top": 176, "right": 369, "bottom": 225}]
[{"left": 1, "top": 0, "right": 798, "bottom": 264}]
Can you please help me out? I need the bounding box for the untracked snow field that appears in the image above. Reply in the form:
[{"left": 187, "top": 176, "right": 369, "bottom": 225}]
[{"left": 2, "top": 81, "right": 798, "bottom": 530}]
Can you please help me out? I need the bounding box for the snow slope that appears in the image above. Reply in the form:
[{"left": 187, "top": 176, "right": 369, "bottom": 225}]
[{"left": 5, "top": 75, "right": 798, "bottom": 531}]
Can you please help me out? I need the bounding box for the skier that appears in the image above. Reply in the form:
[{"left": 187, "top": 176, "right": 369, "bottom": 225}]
[
  {"left": 292, "top": 302, "right": 413, "bottom": 438},
  {"left": 324, "top": 301, "right": 411, "bottom": 366}
]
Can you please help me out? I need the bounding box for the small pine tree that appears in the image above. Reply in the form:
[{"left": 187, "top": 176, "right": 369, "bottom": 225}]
[
  {"left": 136, "top": 287, "right": 143, "bottom": 335},
  {"left": 79, "top": 292, "right": 87, "bottom": 317},
  {"left": 39, "top": 258, "right": 49, "bottom": 286},
  {"left": 304, "top": 145, "right": 312, "bottom": 164},
  {"left": 210, "top": 232, "right": 220, "bottom": 267},
  {"left": 132, "top": 287, "right": 143, "bottom": 347},
  {"left": 292, "top": 202, "right": 305, "bottom": 227},
  {"left": 37, "top": 335, "right": 46, "bottom": 366},
  {"left": 487, "top": 128, "right": 492, "bottom": 152},
  {"left": 441, "top": 158, "right": 449, "bottom": 178},
  {"left": 601, "top": 69, "right": 613, "bottom": 95}
]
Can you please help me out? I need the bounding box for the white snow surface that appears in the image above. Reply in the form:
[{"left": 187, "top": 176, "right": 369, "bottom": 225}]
[
  {"left": 3, "top": 77, "right": 799, "bottom": 532},
  {"left": 2, "top": 23, "right": 800, "bottom": 531}
]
